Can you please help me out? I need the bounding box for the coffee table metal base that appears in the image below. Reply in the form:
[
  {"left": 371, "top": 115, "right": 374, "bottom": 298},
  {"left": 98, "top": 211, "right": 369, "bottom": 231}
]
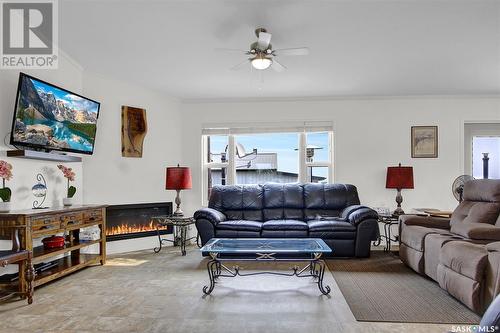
[{"left": 202, "top": 252, "right": 331, "bottom": 296}]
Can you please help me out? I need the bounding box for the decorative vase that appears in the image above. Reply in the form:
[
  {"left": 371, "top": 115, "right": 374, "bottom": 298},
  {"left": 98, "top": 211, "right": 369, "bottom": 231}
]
[
  {"left": 0, "top": 201, "right": 11, "bottom": 212},
  {"left": 63, "top": 198, "right": 73, "bottom": 206}
]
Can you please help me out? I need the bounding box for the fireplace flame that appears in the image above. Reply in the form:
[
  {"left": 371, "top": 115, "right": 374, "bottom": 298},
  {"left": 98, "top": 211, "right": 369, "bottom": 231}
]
[{"left": 106, "top": 221, "right": 166, "bottom": 236}]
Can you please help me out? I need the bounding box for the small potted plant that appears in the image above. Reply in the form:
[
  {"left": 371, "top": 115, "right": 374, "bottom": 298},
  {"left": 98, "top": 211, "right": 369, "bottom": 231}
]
[
  {"left": 58, "top": 165, "right": 76, "bottom": 206},
  {"left": 0, "top": 160, "right": 13, "bottom": 212}
]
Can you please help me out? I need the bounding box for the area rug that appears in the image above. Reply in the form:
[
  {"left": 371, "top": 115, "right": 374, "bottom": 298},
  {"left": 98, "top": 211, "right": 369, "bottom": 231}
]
[{"left": 327, "top": 252, "right": 481, "bottom": 324}]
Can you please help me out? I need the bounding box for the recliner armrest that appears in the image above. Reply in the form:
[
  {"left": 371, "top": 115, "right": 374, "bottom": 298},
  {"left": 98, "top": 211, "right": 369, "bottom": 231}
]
[
  {"left": 451, "top": 222, "right": 500, "bottom": 241},
  {"left": 400, "top": 215, "right": 450, "bottom": 229},
  {"left": 194, "top": 208, "right": 226, "bottom": 225},
  {"left": 341, "top": 205, "right": 378, "bottom": 225}
]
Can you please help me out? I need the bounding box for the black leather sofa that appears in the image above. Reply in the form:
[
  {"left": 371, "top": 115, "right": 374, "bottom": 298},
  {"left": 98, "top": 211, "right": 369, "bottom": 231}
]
[{"left": 194, "top": 183, "right": 379, "bottom": 257}]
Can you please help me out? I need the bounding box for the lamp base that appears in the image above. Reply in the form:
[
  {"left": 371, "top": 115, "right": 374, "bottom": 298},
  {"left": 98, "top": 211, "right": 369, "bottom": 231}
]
[
  {"left": 393, "top": 188, "right": 405, "bottom": 216},
  {"left": 173, "top": 190, "right": 184, "bottom": 217},
  {"left": 393, "top": 207, "right": 405, "bottom": 216}
]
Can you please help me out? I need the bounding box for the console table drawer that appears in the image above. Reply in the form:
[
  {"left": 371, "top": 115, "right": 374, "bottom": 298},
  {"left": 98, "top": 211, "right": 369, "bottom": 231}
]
[
  {"left": 31, "top": 215, "right": 61, "bottom": 232},
  {"left": 83, "top": 209, "right": 103, "bottom": 223},
  {"left": 60, "top": 212, "right": 84, "bottom": 228}
]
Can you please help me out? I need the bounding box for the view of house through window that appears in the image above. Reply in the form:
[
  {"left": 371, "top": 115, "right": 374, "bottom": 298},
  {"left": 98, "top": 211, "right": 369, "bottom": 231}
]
[
  {"left": 202, "top": 128, "right": 333, "bottom": 202},
  {"left": 235, "top": 133, "right": 300, "bottom": 184},
  {"left": 472, "top": 136, "right": 500, "bottom": 179}
]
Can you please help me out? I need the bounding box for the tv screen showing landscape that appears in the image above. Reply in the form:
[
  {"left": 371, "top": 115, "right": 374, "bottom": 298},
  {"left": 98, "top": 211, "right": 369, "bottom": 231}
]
[{"left": 11, "top": 73, "right": 100, "bottom": 154}]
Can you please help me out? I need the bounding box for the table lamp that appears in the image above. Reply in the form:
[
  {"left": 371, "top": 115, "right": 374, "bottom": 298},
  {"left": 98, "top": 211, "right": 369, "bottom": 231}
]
[
  {"left": 386, "top": 163, "right": 414, "bottom": 216},
  {"left": 166, "top": 165, "right": 192, "bottom": 216}
]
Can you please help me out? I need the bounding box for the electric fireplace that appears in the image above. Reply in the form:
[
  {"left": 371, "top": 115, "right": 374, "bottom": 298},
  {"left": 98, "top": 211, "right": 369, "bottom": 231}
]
[{"left": 106, "top": 202, "right": 173, "bottom": 241}]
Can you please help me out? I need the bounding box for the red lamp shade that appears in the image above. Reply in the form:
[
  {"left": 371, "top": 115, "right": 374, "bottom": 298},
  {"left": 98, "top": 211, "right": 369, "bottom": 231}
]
[
  {"left": 386, "top": 164, "right": 414, "bottom": 189},
  {"left": 166, "top": 166, "right": 192, "bottom": 190}
]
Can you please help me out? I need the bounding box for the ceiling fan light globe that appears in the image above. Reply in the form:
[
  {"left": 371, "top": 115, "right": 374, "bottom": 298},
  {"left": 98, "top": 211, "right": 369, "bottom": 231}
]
[{"left": 251, "top": 57, "right": 272, "bottom": 70}]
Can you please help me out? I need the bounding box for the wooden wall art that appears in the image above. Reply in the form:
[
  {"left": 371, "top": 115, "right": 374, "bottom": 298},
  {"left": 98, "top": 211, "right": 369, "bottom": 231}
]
[{"left": 121, "top": 106, "right": 147, "bottom": 157}]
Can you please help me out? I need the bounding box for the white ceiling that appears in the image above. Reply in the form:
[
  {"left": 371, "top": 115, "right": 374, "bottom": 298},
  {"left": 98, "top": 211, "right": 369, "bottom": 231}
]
[{"left": 60, "top": 0, "right": 500, "bottom": 100}]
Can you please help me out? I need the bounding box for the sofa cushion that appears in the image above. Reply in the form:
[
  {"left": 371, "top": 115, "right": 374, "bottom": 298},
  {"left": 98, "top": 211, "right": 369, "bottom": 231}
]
[
  {"left": 216, "top": 230, "right": 260, "bottom": 238},
  {"left": 262, "top": 183, "right": 303, "bottom": 208},
  {"left": 307, "top": 219, "right": 356, "bottom": 232},
  {"left": 451, "top": 222, "right": 500, "bottom": 241},
  {"left": 303, "top": 183, "right": 360, "bottom": 209},
  {"left": 437, "top": 264, "right": 483, "bottom": 313},
  {"left": 424, "top": 233, "right": 462, "bottom": 281},
  {"left": 463, "top": 179, "right": 500, "bottom": 203},
  {"left": 216, "top": 220, "right": 263, "bottom": 232},
  {"left": 439, "top": 241, "right": 488, "bottom": 281},
  {"left": 261, "top": 230, "right": 308, "bottom": 238},
  {"left": 262, "top": 184, "right": 304, "bottom": 220},
  {"left": 400, "top": 243, "right": 425, "bottom": 274},
  {"left": 400, "top": 225, "right": 449, "bottom": 251},
  {"left": 451, "top": 202, "right": 500, "bottom": 226},
  {"left": 262, "top": 220, "right": 308, "bottom": 231}
]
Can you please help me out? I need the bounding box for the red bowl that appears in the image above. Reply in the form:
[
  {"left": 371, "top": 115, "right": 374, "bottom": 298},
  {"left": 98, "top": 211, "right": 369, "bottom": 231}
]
[{"left": 42, "top": 236, "right": 65, "bottom": 249}]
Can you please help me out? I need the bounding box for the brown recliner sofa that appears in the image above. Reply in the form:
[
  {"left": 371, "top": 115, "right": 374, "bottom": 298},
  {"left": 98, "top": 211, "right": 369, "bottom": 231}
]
[{"left": 399, "top": 179, "right": 500, "bottom": 313}]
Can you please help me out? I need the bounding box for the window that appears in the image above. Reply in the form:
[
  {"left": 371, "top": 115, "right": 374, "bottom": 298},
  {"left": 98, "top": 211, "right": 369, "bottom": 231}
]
[
  {"left": 235, "top": 133, "right": 299, "bottom": 185},
  {"left": 202, "top": 123, "right": 334, "bottom": 204},
  {"left": 305, "top": 132, "right": 332, "bottom": 183},
  {"left": 472, "top": 137, "right": 500, "bottom": 179},
  {"left": 464, "top": 123, "right": 500, "bottom": 180}
]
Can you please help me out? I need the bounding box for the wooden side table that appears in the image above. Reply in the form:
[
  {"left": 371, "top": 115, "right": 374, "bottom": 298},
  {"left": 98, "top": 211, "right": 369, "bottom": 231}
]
[{"left": 152, "top": 216, "right": 198, "bottom": 256}]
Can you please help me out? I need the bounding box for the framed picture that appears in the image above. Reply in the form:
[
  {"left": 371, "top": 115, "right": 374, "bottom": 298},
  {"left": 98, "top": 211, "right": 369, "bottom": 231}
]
[{"left": 411, "top": 126, "right": 438, "bottom": 158}]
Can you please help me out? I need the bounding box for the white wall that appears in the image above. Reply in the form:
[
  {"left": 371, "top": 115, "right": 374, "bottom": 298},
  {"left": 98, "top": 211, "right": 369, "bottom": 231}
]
[
  {"left": 0, "top": 53, "right": 85, "bottom": 211},
  {"left": 180, "top": 97, "right": 500, "bottom": 216},
  {"left": 0, "top": 60, "right": 185, "bottom": 256},
  {"left": 82, "top": 71, "right": 184, "bottom": 253}
]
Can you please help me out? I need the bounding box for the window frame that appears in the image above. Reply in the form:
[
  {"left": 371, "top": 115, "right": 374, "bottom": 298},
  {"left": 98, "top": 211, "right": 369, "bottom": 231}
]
[
  {"left": 202, "top": 127, "right": 334, "bottom": 205},
  {"left": 464, "top": 122, "right": 500, "bottom": 177}
]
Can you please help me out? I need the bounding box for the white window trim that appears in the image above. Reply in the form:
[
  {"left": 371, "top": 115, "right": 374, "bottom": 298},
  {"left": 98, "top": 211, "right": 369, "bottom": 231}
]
[
  {"left": 464, "top": 122, "right": 500, "bottom": 176},
  {"left": 202, "top": 124, "right": 334, "bottom": 205}
]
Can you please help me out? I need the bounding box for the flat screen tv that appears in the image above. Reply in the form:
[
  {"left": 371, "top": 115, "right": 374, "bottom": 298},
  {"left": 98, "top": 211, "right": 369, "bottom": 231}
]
[{"left": 10, "top": 73, "right": 100, "bottom": 155}]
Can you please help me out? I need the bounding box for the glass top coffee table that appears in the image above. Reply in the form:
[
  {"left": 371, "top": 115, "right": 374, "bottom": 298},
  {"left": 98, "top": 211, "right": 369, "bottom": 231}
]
[{"left": 199, "top": 238, "right": 332, "bottom": 295}]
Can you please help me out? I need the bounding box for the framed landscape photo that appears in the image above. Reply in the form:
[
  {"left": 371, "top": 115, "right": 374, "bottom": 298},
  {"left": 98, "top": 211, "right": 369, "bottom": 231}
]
[{"left": 411, "top": 126, "right": 438, "bottom": 158}]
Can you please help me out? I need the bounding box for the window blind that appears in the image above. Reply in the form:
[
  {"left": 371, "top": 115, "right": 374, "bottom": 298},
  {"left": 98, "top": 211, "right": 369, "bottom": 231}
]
[{"left": 201, "top": 121, "right": 333, "bottom": 135}]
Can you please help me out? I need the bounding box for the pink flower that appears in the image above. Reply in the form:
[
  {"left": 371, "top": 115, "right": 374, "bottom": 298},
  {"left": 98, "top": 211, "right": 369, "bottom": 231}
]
[
  {"left": 57, "top": 164, "right": 76, "bottom": 182},
  {"left": 0, "top": 160, "right": 13, "bottom": 181}
]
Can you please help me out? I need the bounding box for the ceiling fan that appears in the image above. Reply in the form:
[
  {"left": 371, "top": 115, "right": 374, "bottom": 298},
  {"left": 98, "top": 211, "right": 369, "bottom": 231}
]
[{"left": 217, "top": 27, "right": 309, "bottom": 72}]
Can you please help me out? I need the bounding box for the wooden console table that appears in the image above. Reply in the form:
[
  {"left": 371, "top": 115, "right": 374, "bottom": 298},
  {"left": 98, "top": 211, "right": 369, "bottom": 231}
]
[{"left": 0, "top": 205, "right": 106, "bottom": 295}]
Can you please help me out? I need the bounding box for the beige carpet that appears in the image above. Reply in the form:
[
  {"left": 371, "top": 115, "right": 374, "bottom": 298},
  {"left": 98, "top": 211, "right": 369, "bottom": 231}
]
[{"left": 327, "top": 252, "right": 481, "bottom": 324}]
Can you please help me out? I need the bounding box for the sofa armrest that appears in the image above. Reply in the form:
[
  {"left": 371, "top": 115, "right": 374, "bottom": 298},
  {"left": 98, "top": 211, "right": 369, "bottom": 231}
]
[
  {"left": 194, "top": 208, "right": 226, "bottom": 225},
  {"left": 451, "top": 223, "right": 500, "bottom": 241},
  {"left": 341, "top": 205, "right": 378, "bottom": 225},
  {"left": 400, "top": 215, "right": 450, "bottom": 229}
]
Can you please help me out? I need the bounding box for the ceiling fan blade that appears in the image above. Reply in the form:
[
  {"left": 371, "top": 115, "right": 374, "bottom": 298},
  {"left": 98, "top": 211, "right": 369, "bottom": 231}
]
[
  {"left": 230, "top": 59, "right": 250, "bottom": 71},
  {"left": 257, "top": 32, "right": 272, "bottom": 50},
  {"left": 274, "top": 47, "right": 310, "bottom": 56},
  {"left": 271, "top": 59, "right": 287, "bottom": 72}
]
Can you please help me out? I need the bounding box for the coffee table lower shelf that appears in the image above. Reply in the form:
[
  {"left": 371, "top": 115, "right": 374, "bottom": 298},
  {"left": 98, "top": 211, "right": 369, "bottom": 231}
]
[{"left": 203, "top": 253, "right": 331, "bottom": 296}]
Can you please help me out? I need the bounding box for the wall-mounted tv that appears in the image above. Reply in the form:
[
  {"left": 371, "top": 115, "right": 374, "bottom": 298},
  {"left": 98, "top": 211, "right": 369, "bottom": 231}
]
[{"left": 10, "top": 73, "right": 100, "bottom": 155}]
